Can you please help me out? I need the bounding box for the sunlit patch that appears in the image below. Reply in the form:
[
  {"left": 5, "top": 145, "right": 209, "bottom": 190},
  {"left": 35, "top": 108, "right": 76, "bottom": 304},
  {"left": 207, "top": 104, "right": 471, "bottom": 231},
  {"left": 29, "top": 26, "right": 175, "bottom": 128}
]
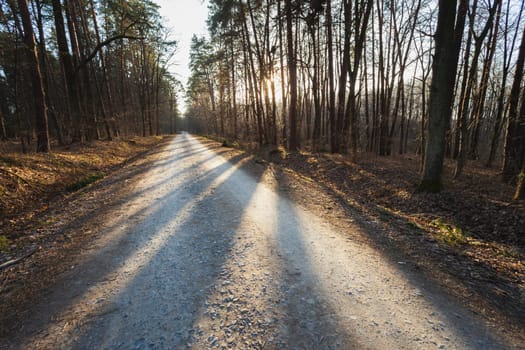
[{"left": 395, "top": 189, "right": 412, "bottom": 200}]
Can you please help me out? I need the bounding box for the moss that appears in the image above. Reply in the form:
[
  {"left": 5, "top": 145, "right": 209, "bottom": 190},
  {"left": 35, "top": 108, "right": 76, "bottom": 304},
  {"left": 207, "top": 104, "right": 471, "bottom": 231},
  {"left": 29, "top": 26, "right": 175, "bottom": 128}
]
[
  {"left": 66, "top": 172, "right": 105, "bottom": 192},
  {"left": 0, "top": 235, "right": 10, "bottom": 252},
  {"left": 431, "top": 218, "right": 468, "bottom": 246}
]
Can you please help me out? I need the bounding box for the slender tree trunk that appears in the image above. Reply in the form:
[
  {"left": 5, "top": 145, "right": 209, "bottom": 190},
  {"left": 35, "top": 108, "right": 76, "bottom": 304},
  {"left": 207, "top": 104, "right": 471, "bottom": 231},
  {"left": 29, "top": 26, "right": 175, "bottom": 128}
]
[
  {"left": 33, "top": 0, "right": 64, "bottom": 145},
  {"left": 17, "top": 0, "right": 50, "bottom": 152},
  {"left": 0, "top": 109, "right": 7, "bottom": 141},
  {"left": 469, "top": 1, "right": 501, "bottom": 159},
  {"left": 515, "top": 164, "right": 525, "bottom": 200},
  {"left": 486, "top": 0, "right": 523, "bottom": 168},
  {"left": 309, "top": 14, "right": 322, "bottom": 149},
  {"left": 346, "top": 0, "right": 373, "bottom": 157},
  {"left": 333, "top": 0, "right": 351, "bottom": 154},
  {"left": 503, "top": 24, "right": 525, "bottom": 183},
  {"left": 285, "top": 0, "right": 298, "bottom": 150},
  {"left": 230, "top": 22, "right": 238, "bottom": 140},
  {"left": 239, "top": 0, "right": 264, "bottom": 145},
  {"left": 277, "top": 0, "right": 287, "bottom": 144},
  {"left": 454, "top": 0, "right": 497, "bottom": 177},
  {"left": 326, "top": 0, "right": 336, "bottom": 153}
]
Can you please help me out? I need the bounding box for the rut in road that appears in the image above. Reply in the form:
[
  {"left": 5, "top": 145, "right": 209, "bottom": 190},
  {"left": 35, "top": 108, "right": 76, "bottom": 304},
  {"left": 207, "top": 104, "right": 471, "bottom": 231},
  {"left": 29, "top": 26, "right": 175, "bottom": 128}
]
[{"left": 8, "top": 133, "right": 519, "bottom": 349}]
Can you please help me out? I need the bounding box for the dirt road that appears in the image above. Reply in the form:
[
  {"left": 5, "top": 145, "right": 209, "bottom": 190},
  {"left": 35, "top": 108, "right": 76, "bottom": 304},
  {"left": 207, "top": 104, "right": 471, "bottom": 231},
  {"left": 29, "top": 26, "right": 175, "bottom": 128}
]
[{"left": 3, "top": 133, "right": 522, "bottom": 349}]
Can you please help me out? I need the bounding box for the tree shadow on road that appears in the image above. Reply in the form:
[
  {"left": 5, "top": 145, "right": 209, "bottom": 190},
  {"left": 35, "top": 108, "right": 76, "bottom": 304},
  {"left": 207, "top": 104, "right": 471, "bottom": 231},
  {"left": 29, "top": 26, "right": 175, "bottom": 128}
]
[
  {"left": 1, "top": 135, "right": 260, "bottom": 349},
  {"left": 269, "top": 165, "right": 521, "bottom": 349}
]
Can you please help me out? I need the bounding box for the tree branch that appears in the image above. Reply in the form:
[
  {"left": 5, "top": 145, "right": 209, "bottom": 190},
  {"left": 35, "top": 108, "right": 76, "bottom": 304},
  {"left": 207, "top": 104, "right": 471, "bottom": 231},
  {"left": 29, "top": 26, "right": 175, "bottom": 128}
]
[{"left": 74, "top": 34, "right": 143, "bottom": 75}]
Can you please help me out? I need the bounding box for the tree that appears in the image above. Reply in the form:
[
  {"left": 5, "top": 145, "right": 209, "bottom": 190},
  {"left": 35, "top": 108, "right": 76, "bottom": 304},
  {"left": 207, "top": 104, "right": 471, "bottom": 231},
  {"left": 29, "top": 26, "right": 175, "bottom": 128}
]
[
  {"left": 418, "top": 0, "right": 467, "bottom": 192},
  {"left": 284, "top": 0, "right": 298, "bottom": 150},
  {"left": 453, "top": 0, "right": 499, "bottom": 178},
  {"left": 502, "top": 23, "right": 525, "bottom": 185},
  {"left": 16, "top": 0, "right": 50, "bottom": 152}
]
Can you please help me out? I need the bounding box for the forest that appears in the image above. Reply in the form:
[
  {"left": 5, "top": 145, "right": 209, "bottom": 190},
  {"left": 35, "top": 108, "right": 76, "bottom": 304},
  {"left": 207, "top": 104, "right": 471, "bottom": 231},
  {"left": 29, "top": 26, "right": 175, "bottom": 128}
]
[
  {"left": 183, "top": 0, "right": 525, "bottom": 199},
  {"left": 0, "top": 0, "right": 180, "bottom": 151},
  {"left": 0, "top": 0, "right": 524, "bottom": 194}
]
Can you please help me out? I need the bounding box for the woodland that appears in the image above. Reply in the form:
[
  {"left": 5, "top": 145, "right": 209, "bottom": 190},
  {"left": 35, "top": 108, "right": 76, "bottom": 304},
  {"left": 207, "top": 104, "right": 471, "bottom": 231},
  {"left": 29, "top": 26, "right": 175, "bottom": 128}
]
[
  {"left": 0, "top": 0, "right": 179, "bottom": 150},
  {"left": 183, "top": 0, "right": 525, "bottom": 199},
  {"left": 0, "top": 0, "right": 524, "bottom": 196}
]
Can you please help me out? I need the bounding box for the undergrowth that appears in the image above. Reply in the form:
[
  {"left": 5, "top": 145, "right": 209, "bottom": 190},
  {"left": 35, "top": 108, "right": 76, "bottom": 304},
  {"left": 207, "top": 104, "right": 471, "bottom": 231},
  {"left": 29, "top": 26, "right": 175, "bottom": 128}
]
[{"left": 431, "top": 218, "right": 469, "bottom": 246}]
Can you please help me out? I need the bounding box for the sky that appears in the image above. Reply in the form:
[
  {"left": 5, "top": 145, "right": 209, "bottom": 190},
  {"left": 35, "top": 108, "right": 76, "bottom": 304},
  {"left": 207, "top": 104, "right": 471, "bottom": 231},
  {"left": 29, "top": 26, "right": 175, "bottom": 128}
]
[{"left": 155, "top": 0, "right": 210, "bottom": 88}]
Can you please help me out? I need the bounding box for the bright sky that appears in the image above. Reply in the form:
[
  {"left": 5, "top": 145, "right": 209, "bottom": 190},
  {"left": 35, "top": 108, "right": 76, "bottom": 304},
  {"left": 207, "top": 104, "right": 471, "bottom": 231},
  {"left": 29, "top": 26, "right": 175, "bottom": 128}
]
[{"left": 155, "top": 0, "right": 210, "bottom": 87}]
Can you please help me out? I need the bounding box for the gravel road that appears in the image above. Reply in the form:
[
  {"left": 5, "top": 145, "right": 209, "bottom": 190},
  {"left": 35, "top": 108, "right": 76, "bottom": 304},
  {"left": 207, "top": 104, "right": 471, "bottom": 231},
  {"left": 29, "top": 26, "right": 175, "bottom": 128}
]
[{"left": 5, "top": 133, "right": 522, "bottom": 349}]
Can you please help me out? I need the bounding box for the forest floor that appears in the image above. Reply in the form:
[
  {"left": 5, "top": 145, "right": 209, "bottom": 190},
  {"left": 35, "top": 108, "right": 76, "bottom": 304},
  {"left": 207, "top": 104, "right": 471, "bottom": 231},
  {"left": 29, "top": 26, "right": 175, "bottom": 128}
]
[
  {"left": 0, "top": 133, "right": 523, "bottom": 349},
  {"left": 0, "top": 136, "right": 166, "bottom": 260}
]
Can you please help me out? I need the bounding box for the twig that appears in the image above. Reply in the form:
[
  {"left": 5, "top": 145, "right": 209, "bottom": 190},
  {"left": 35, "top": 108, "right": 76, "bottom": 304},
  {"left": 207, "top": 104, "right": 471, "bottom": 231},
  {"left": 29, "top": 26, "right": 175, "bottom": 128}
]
[
  {"left": 0, "top": 247, "right": 37, "bottom": 270},
  {"left": 0, "top": 167, "right": 32, "bottom": 186}
]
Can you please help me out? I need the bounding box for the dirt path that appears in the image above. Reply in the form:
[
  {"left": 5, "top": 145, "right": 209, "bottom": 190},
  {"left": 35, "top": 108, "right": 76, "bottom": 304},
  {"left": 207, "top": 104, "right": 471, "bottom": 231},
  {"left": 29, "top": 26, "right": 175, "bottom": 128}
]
[{"left": 2, "top": 133, "right": 523, "bottom": 349}]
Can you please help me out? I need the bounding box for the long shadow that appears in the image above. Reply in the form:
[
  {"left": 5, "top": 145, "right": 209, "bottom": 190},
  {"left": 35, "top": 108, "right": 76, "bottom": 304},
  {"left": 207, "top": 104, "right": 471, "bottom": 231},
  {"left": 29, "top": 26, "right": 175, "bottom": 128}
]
[
  {"left": 288, "top": 153, "right": 525, "bottom": 314},
  {"left": 294, "top": 166, "right": 525, "bottom": 330},
  {"left": 271, "top": 169, "right": 521, "bottom": 348},
  {"left": 1, "top": 141, "right": 182, "bottom": 335},
  {"left": 21, "top": 138, "right": 236, "bottom": 250},
  {"left": 272, "top": 191, "right": 358, "bottom": 349},
  {"left": 1, "top": 134, "right": 262, "bottom": 349},
  {"left": 67, "top": 142, "right": 265, "bottom": 348}
]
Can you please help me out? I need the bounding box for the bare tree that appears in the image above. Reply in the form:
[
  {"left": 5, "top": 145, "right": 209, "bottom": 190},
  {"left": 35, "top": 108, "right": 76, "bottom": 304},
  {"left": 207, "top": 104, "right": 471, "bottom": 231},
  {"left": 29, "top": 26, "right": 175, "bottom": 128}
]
[{"left": 418, "top": 0, "right": 467, "bottom": 192}]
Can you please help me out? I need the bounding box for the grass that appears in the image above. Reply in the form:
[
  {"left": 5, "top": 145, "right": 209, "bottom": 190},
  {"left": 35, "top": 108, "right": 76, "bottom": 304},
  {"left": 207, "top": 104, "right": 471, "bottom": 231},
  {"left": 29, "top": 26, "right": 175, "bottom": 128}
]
[{"left": 431, "top": 218, "right": 469, "bottom": 246}]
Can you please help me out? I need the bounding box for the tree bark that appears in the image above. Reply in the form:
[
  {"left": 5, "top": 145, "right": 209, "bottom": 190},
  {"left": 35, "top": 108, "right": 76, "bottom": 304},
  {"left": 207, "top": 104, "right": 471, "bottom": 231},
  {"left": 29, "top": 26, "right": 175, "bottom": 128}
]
[
  {"left": 17, "top": 0, "right": 50, "bottom": 152},
  {"left": 285, "top": 0, "right": 298, "bottom": 150},
  {"left": 418, "top": 0, "right": 467, "bottom": 192},
  {"left": 502, "top": 24, "right": 525, "bottom": 183},
  {"left": 326, "top": 0, "right": 336, "bottom": 153}
]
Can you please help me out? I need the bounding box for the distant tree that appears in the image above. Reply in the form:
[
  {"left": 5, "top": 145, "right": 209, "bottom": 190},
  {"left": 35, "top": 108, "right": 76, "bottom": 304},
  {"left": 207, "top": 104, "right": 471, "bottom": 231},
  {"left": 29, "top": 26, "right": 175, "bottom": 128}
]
[
  {"left": 284, "top": 0, "right": 298, "bottom": 150},
  {"left": 502, "top": 23, "right": 525, "bottom": 199}
]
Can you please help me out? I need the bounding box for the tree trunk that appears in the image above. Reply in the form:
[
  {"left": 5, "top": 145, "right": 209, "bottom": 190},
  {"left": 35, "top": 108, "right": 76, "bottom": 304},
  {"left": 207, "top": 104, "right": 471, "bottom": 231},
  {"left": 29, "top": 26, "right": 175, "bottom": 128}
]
[
  {"left": 502, "top": 24, "right": 525, "bottom": 183},
  {"left": 0, "top": 109, "right": 7, "bottom": 141},
  {"left": 326, "top": 0, "right": 336, "bottom": 153},
  {"left": 285, "top": 0, "right": 298, "bottom": 150},
  {"left": 454, "top": 0, "right": 497, "bottom": 177},
  {"left": 418, "top": 0, "right": 467, "bottom": 192},
  {"left": 334, "top": 0, "right": 351, "bottom": 154},
  {"left": 515, "top": 165, "right": 525, "bottom": 200},
  {"left": 17, "top": 0, "right": 50, "bottom": 152}
]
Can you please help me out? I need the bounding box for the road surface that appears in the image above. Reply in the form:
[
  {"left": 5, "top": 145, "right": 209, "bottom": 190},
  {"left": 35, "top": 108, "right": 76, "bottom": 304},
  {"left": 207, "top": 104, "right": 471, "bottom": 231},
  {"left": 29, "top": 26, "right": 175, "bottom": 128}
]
[{"left": 4, "top": 133, "right": 521, "bottom": 349}]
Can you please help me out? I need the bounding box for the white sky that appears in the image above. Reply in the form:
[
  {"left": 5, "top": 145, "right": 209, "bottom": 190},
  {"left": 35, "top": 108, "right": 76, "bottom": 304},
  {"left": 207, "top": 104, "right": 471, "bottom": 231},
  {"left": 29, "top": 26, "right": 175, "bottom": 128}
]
[{"left": 156, "top": 0, "right": 210, "bottom": 87}]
